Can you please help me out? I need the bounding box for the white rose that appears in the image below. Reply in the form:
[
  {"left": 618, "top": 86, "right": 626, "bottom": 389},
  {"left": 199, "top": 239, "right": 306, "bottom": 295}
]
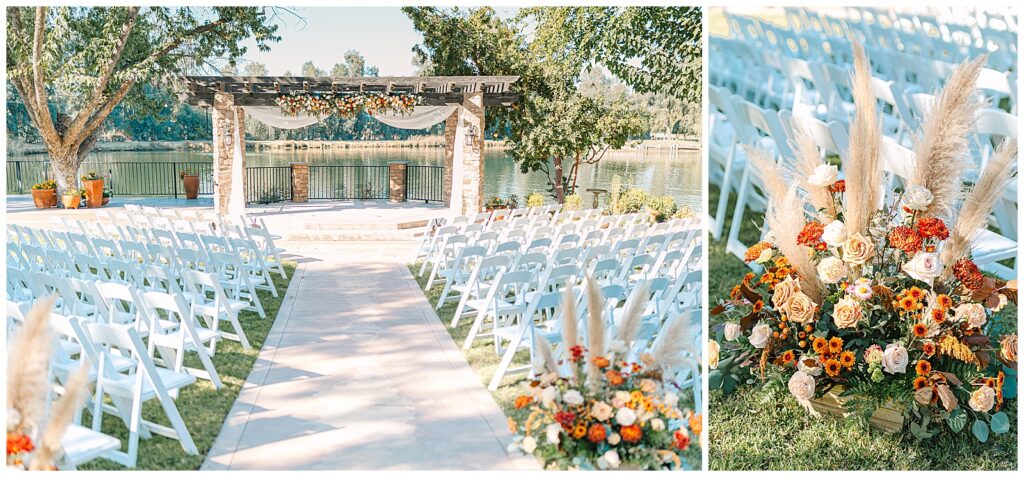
[
  {"left": 664, "top": 392, "right": 679, "bottom": 408},
  {"left": 607, "top": 432, "right": 621, "bottom": 445},
  {"left": 522, "top": 435, "right": 537, "bottom": 453},
  {"left": 882, "top": 342, "right": 909, "bottom": 374},
  {"left": 724, "top": 323, "right": 741, "bottom": 341},
  {"left": 797, "top": 356, "right": 823, "bottom": 376},
  {"left": 650, "top": 418, "right": 666, "bottom": 431},
  {"left": 591, "top": 401, "right": 614, "bottom": 421},
  {"left": 808, "top": 164, "right": 839, "bottom": 187},
  {"left": 903, "top": 185, "right": 934, "bottom": 211},
  {"left": 816, "top": 256, "right": 848, "bottom": 284},
  {"left": 902, "top": 252, "right": 943, "bottom": 285},
  {"left": 541, "top": 386, "right": 558, "bottom": 408},
  {"left": 955, "top": 303, "right": 987, "bottom": 329},
  {"left": 788, "top": 370, "right": 816, "bottom": 401},
  {"left": 749, "top": 322, "right": 771, "bottom": 349},
  {"left": 969, "top": 385, "right": 996, "bottom": 413},
  {"left": 545, "top": 423, "right": 561, "bottom": 444},
  {"left": 563, "top": 390, "right": 584, "bottom": 406},
  {"left": 603, "top": 450, "right": 621, "bottom": 469},
  {"left": 821, "top": 220, "right": 847, "bottom": 247},
  {"left": 755, "top": 247, "right": 774, "bottom": 263},
  {"left": 708, "top": 339, "right": 721, "bottom": 369},
  {"left": 615, "top": 407, "right": 637, "bottom": 426}
]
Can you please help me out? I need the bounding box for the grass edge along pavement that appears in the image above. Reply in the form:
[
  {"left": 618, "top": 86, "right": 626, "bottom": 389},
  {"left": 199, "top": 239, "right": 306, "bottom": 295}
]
[
  {"left": 408, "top": 264, "right": 703, "bottom": 470},
  {"left": 77, "top": 262, "right": 297, "bottom": 470},
  {"left": 706, "top": 184, "right": 1017, "bottom": 470}
]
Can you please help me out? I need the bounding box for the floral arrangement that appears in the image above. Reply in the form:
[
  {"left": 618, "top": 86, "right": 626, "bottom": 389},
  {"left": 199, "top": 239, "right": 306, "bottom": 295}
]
[
  {"left": 80, "top": 170, "right": 101, "bottom": 181},
  {"left": 709, "top": 45, "right": 1018, "bottom": 443},
  {"left": 485, "top": 195, "right": 519, "bottom": 210},
  {"left": 7, "top": 297, "right": 89, "bottom": 469},
  {"left": 526, "top": 192, "right": 546, "bottom": 208},
  {"left": 275, "top": 92, "right": 418, "bottom": 118},
  {"left": 508, "top": 279, "right": 700, "bottom": 469},
  {"left": 179, "top": 167, "right": 197, "bottom": 179},
  {"left": 30, "top": 180, "right": 56, "bottom": 190}
]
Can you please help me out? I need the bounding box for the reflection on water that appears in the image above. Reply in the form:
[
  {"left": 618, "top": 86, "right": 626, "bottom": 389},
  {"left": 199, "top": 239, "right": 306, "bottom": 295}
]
[{"left": 8, "top": 148, "right": 702, "bottom": 211}]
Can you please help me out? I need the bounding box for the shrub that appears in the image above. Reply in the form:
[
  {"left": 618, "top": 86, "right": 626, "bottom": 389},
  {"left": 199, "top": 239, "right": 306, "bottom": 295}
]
[
  {"left": 526, "top": 192, "right": 545, "bottom": 207},
  {"left": 31, "top": 180, "right": 56, "bottom": 190},
  {"left": 645, "top": 195, "right": 678, "bottom": 223},
  {"left": 616, "top": 188, "right": 650, "bottom": 213},
  {"left": 673, "top": 205, "right": 695, "bottom": 219},
  {"left": 562, "top": 194, "right": 583, "bottom": 212}
]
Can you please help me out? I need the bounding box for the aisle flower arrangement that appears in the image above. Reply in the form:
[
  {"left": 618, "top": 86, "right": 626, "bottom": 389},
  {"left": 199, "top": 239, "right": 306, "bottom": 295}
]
[
  {"left": 507, "top": 279, "right": 700, "bottom": 469},
  {"left": 275, "top": 92, "right": 418, "bottom": 118},
  {"left": 709, "top": 45, "right": 1018, "bottom": 443}
]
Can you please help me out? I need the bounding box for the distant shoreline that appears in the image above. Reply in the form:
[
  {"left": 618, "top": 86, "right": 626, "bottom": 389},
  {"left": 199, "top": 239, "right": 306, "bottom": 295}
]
[{"left": 6, "top": 137, "right": 699, "bottom": 157}]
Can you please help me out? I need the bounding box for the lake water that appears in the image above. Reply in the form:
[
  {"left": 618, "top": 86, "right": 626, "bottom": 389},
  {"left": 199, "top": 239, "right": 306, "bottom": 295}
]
[{"left": 6, "top": 148, "right": 702, "bottom": 211}]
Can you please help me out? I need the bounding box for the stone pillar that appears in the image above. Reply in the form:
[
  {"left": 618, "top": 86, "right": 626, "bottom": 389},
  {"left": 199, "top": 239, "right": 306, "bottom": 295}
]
[
  {"left": 443, "top": 112, "right": 457, "bottom": 207},
  {"left": 212, "top": 92, "right": 246, "bottom": 215},
  {"left": 461, "top": 92, "right": 485, "bottom": 214},
  {"left": 388, "top": 160, "right": 408, "bottom": 203},
  {"left": 290, "top": 163, "right": 309, "bottom": 203}
]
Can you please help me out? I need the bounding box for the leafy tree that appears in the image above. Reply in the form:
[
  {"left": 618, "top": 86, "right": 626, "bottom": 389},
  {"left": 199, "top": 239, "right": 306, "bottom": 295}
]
[
  {"left": 300, "top": 60, "right": 324, "bottom": 77},
  {"left": 404, "top": 6, "right": 648, "bottom": 202},
  {"left": 521, "top": 6, "right": 702, "bottom": 103},
  {"left": 343, "top": 49, "right": 365, "bottom": 77},
  {"left": 330, "top": 62, "right": 349, "bottom": 77},
  {"left": 6, "top": 6, "right": 281, "bottom": 194},
  {"left": 242, "top": 61, "right": 268, "bottom": 76}
]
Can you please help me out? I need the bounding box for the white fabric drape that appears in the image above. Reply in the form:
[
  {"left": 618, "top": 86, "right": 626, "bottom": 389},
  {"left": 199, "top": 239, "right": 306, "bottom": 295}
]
[
  {"left": 229, "top": 109, "right": 246, "bottom": 217},
  {"left": 371, "top": 105, "right": 460, "bottom": 130},
  {"left": 241, "top": 106, "right": 323, "bottom": 130}
]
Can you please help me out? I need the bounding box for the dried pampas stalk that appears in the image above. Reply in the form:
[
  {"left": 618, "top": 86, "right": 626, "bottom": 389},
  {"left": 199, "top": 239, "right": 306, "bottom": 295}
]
[
  {"left": 584, "top": 273, "right": 606, "bottom": 386},
  {"left": 30, "top": 362, "right": 91, "bottom": 470},
  {"left": 533, "top": 333, "right": 560, "bottom": 376},
  {"left": 941, "top": 137, "right": 1018, "bottom": 274},
  {"left": 744, "top": 146, "right": 790, "bottom": 210},
  {"left": 561, "top": 287, "right": 578, "bottom": 352},
  {"left": 649, "top": 309, "right": 695, "bottom": 372},
  {"left": 615, "top": 280, "right": 652, "bottom": 346},
  {"left": 767, "top": 186, "right": 824, "bottom": 302},
  {"left": 843, "top": 42, "right": 883, "bottom": 236},
  {"left": 910, "top": 55, "right": 987, "bottom": 219},
  {"left": 6, "top": 296, "right": 57, "bottom": 435},
  {"left": 792, "top": 125, "right": 837, "bottom": 220}
]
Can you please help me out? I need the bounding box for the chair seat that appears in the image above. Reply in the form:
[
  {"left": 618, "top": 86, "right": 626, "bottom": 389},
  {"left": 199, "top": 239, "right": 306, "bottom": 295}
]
[
  {"left": 971, "top": 229, "right": 1017, "bottom": 262},
  {"left": 150, "top": 325, "right": 220, "bottom": 348},
  {"left": 104, "top": 366, "right": 196, "bottom": 400},
  {"left": 192, "top": 298, "right": 248, "bottom": 318},
  {"left": 60, "top": 424, "right": 121, "bottom": 468}
]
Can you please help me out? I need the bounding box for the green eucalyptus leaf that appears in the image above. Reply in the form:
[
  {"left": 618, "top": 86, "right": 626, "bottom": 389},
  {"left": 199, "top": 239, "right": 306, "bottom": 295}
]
[
  {"left": 946, "top": 407, "right": 967, "bottom": 433},
  {"left": 990, "top": 412, "right": 1010, "bottom": 434},
  {"left": 972, "top": 419, "right": 990, "bottom": 443}
]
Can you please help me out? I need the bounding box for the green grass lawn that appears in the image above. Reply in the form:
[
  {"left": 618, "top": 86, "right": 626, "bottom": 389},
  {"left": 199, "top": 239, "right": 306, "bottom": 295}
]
[
  {"left": 80, "top": 262, "right": 297, "bottom": 470},
  {"left": 408, "top": 266, "right": 703, "bottom": 470},
  {"left": 707, "top": 183, "right": 1017, "bottom": 470}
]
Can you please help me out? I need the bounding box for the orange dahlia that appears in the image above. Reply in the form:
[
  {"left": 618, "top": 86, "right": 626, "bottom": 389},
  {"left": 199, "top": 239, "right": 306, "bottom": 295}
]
[
  {"left": 745, "top": 242, "right": 772, "bottom": 263},
  {"left": 916, "top": 217, "right": 950, "bottom": 240},
  {"left": 797, "top": 221, "right": 827, "bottom": 250},
  {"left": 587, "top": 423, "right": 607, "bottom": 443},
  {"left": 952, "top": 258, "right": 984, "bottom": 290},
  {"left": 514, "top": 395, "right": 533, "bottom": 409},
  {"left": 620, "top": 424, "right": 643, "bottom": 443},
  {"left": 888, "top": 226, "right": 923, "bottom": 254},
  {"left": 936, "top": 294, "right": 953, "bottom": 309},
  {"left": 605, "top": 370, "right": 624, "bottom": 387},
  {"left": 688, "top": 413, "right": 702, "bottom": 436},
  {"left": 592, "top": 356, "right": 610, "bottom": 369},
  {"left": 915, "top": 360, "right": 932, "bottom": 376},
  {"left": 7, "top": 432, "right": 34, "bottom": 455},
  {"left": 828, "top": 179, "right": 846, "bottom": 193}
]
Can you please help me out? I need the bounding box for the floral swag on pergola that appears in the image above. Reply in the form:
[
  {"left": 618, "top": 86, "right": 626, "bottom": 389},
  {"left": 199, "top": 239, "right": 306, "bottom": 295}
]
[{"left": 275, "top": 92, "right": 420, "bottom": 118}]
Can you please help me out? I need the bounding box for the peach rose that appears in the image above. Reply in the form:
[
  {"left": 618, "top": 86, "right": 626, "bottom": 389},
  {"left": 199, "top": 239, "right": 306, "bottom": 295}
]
[
  {"left": 708, "top": 340, "right": 720, "bottom": 369},
  {"left": 841, "top": 232, "right": 875, "bottom": 266},
  {"left": 785, "top": 292, "right": 818, "bottom": 324},
  {"left": 832, "top": 296, "right": 863, "bottom": 329},
  {"left": 969, "top": 385, "right": 995, "bottom": 413},
  {"left": 788, "top": 370, "right": 816, "bottom": 401},
  {"left": 1000, "top": 334, "right": 1017, "bottom": 363},
  {"left": 772, "top": 276, "right": 801, "bottom": 309}
]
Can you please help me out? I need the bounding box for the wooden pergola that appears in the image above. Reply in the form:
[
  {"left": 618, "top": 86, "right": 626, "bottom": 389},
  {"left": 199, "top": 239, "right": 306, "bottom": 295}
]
[{"left": 181, "top": 75, "right": 520, "bottom": 215}]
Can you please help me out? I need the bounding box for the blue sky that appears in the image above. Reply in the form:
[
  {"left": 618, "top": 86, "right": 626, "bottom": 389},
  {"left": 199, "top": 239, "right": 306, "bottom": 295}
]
[{"left": 238, "top": 7, "right": 517, "bottom": 76}]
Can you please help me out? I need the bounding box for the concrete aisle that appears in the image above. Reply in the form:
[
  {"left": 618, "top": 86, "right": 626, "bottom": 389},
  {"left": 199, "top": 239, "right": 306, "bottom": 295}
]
[{"left": 202, "top": 241, "right": 538, "bottom": 470}]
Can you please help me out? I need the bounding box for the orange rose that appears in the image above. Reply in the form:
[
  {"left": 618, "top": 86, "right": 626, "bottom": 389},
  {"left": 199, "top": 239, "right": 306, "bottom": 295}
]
[
  {"left": 620, "top": 424, "right": 643, "bottom": 443},
  {"left": 587, "top": 424, "right": 607, "bottom": 443}
]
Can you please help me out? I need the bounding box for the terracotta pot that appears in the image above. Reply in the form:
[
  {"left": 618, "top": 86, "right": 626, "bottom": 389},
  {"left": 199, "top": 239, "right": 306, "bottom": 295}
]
[
  {"left": 61, "top": 194, "right": 81, "bottom": 210},
  {"left": 182, "top": 174, "right": 199, "bottom": 199},
  {"left": 83, "top": 179, "right": 104, "bottom": 208},
  {"left": 31, "top": 189, "right": 57, "bottom": 209}
]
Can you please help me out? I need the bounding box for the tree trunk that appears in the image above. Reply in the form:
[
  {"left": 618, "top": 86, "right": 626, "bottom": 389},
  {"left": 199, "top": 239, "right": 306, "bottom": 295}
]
[
  {"left": 48, "top": 147, "right": 81, "bottom": 197},
  {"left": 552, "top": 156, "right": 566, "bottom": 204}
]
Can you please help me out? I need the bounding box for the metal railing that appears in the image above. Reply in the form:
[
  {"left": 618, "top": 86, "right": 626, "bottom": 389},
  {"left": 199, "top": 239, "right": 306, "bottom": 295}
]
[
  {"left": 406, "top": 165, "right": 445, "bottom": 203},
  {"left": 245, "top": 166, "right": 292, "bottom": 204},
  {"left": 308, "top": 165, "right": 389, "bottom": 200},
  {"left": 6, "top": 160, "right": 214, "bottom": 197}
]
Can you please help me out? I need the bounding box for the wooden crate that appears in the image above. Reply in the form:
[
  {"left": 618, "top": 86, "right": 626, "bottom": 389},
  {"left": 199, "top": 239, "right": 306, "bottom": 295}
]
[{"left": 809, "top": 385, "right": 905, "bottom": 432}]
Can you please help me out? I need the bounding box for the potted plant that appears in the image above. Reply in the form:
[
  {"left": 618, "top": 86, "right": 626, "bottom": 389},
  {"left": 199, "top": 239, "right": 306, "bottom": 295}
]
[
  {"left": 102, "top": 186, "right": 112, "bottom": 206},
  {"left": 180, "top": 167, "right": 199, "bottom": 199},
  {"left": 484, "top": 196, "right": 508, "bottom": 212},
  {"left": 61, "top": 188, "right": 83, "bottom": 209},
  {"left": 30, "top": 180, "right": 57, "bottom": 209},
  {"left": 80, "top": 170, "right": 104, "bottom": 208}
]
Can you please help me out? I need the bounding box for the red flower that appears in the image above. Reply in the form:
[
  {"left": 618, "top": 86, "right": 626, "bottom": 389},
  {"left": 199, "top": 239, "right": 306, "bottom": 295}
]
[
  {"left": 569, "top": 345, "right": 584, "bottom": 362},
  {"left": 888, "top": 226, "right": 923, "bottom": 254},
  {"left": 673, "top": 430, "right": 691, "bottom": 450},
  {"left": 952, "top": 258, "right": 984, "bottom": 290},
  {"left": 797, "top": 221, "right": 826, "bottom": 249},
  {"left": 916, "top": 217, "right": 950, "bottom": 240},
  {"left": 828, "top": 180, "right": 846, "bottom": 193},
  {"left": 554, "top": 411, "right": 576, "bottom": 430},
  {"left": 7, "top": 432, "right": 34, "bottom": 455}
]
